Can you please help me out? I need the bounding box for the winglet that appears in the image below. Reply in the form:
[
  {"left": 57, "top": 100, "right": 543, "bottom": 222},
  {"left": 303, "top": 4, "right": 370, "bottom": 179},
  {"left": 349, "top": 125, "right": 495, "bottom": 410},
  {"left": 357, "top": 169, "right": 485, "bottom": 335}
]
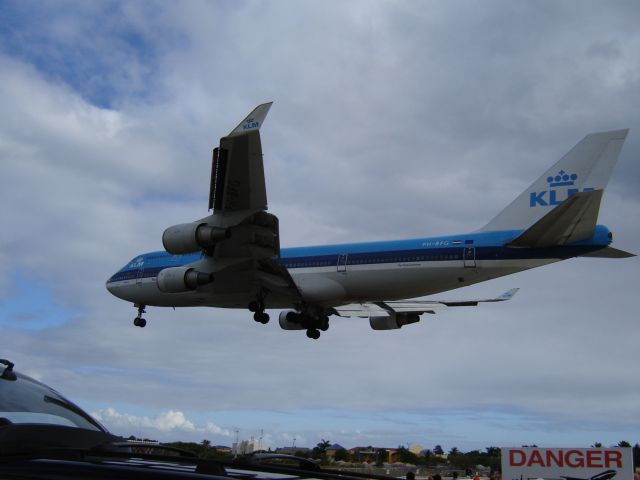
[
  {"left": 228, "top": 102, "right": 273, "bottom": 137},
  {"left": 495, "top": 288, "right": 519, "bottom": 301},
  {"left": 440, "top": 288, "right": 519, "bottom": 306}
]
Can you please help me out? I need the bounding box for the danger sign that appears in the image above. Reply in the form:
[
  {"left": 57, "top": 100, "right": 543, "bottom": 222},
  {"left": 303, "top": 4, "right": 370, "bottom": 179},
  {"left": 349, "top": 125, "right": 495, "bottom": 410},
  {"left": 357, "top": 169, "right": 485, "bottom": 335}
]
[{"left": 501, "top": 448, "right": 633, "bottom": 480}]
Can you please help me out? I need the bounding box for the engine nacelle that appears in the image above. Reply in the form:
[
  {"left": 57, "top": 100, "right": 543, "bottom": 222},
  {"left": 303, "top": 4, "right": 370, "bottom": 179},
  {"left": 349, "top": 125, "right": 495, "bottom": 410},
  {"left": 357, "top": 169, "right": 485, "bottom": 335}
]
[
  {"left": 369, "top": 312, "right": 420, "bottom": 330},
  {"left": 278, "top": 310, "right": 305, "bottom": 330},
  {"left": 162, "top": 222, "right": 230, "bottom": 254},
  {"left": 157, "top": 267, "right": 214, "bottom": 293}
]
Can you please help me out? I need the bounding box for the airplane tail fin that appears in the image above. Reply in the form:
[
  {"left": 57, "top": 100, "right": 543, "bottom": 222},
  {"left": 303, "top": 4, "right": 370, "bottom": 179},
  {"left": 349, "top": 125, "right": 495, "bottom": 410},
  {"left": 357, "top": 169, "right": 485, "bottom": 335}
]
[{"left": 481, "top": 129, "right": 629, "bottom": 233}]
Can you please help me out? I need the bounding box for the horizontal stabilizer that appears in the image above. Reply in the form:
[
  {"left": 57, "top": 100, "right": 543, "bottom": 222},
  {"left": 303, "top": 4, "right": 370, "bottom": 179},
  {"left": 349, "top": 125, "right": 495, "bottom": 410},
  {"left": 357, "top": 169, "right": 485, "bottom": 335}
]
[
  {"left": 333, "top": 289, "right": 518, "bottom": 317},
  {"left": 507, "top": 190, "right": 603, "bottom": 248},
  {"left": 581, "top": 246, "right": 636, "bottom": 258}
]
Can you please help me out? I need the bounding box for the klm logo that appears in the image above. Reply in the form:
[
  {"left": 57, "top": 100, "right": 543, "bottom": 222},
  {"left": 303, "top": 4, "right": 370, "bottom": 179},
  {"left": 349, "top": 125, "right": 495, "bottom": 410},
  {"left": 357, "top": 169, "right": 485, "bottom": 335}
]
[
  {"left": 129, "top": 257, "right": 144, "bottom": 268},
  {"left": 242, "top": 117, "right": 260, "bottom": 130},
  {"left": 530, "top": 170, "right": 594, "bottom": 207}
]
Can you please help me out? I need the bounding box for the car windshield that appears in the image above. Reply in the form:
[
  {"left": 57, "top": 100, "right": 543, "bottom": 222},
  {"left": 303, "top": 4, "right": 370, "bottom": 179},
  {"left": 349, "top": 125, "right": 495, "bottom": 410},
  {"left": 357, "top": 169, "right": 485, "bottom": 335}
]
[{"left": 0, "top": 370, "right": 103, "bottom": 432}]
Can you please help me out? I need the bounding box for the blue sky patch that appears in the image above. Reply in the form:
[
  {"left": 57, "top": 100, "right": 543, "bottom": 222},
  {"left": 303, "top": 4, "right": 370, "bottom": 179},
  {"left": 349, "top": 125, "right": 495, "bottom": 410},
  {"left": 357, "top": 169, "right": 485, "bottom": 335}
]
[
  {"left": 0, "top": 1, "right": 173, "bottom": 109},
  {"left": 0, "top": 273, "right": 79, "bottom": 330}
]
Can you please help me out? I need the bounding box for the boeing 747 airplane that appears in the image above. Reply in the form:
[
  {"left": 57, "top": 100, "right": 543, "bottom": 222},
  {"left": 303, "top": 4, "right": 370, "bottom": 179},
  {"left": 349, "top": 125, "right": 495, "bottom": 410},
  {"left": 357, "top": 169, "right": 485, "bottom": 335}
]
[{"left": 106, "top": 103, "right": 633, "bottom": 339}]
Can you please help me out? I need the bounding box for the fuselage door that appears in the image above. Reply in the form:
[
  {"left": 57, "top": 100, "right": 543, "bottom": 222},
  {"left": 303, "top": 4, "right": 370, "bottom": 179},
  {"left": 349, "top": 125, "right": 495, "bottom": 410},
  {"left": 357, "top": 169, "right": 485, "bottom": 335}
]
[
  {"left": 337, "top": 254, "right": 348, "bottom": 273},
  {"left": 463, "top": 246, "right": 476, "bottom": 268},
  {"left": 135, "top": 267, "right": 145, "bottom": 286}
]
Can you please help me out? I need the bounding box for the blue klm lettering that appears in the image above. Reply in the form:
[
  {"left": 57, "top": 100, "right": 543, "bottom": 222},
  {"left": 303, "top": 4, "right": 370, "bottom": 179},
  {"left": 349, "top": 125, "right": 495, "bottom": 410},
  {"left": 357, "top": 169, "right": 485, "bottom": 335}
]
[
  {"left": 243, "top": 117, "right": 259, "bottom": 130},
  {"left": 530, "top": 187, "right": 595, "bottom": 207}
]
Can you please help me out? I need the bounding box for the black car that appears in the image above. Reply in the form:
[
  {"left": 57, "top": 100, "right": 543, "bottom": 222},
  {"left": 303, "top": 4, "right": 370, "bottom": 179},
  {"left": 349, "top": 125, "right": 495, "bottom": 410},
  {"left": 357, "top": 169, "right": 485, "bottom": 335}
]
[{"left": 0, "top": 358, "right": 395, "bottom": 480}]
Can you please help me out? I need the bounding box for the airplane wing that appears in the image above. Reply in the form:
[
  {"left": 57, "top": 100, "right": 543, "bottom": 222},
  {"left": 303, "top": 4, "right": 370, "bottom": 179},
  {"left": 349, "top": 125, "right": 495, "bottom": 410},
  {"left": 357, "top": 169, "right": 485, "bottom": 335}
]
[
  {"left": 208, "top": 102, "right": 272, "bottom": 213},
  {"left": 199, "top": 103, "right": 302, "bottom": 301},
  {"left": 333, "top": 288, "right": 519, "bottom": 317}
]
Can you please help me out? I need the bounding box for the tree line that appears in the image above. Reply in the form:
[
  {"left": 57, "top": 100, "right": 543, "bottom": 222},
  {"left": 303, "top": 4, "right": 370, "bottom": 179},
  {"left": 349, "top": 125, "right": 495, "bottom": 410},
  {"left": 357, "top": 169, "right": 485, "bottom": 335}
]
[{"left": 134, "top": 436, "right": 640, "bottom": 471}]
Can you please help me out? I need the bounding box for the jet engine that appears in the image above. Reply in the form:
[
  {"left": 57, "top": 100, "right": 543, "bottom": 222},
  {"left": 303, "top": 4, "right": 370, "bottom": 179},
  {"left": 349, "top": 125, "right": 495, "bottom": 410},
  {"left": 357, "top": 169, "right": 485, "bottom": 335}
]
[
  {"left": 157, "top": 267, "right": 214, "bottom": 293},
  {"left": 162, "top": 222, "right": 230, "bottom": 254},
  {"left": 278, "top": 310, "right": 305, "bottom": 330},
  {"left": 369, "top": 312, "right": 420, "bottom": 330}
]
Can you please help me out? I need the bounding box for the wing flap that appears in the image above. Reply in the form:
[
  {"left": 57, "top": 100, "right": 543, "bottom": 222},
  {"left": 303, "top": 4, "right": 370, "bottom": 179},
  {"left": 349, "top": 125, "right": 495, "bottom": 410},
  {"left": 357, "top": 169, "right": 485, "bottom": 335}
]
[
  {"left": 209, "top": 131, "right": 267, "bottom": 213},
  {"left": 333, "top": 303, "right": 392, "bottom": 317}
]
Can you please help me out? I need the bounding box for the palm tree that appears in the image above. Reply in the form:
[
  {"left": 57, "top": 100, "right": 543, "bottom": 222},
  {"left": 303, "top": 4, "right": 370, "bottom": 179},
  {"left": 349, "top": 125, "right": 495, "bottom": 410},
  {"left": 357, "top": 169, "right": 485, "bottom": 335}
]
[{"left": 314, "top": 439, "right": 331, "bottom": 456}]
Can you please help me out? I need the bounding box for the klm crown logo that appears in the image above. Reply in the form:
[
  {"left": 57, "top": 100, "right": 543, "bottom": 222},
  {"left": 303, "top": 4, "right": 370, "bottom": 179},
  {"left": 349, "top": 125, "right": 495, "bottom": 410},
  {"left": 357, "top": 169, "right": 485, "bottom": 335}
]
[
  {"left": 547, "top": 170, "right": 578, "bottom": 187},
  {"left": 530, "top": 170, "right": 593, "bottom": 207}
]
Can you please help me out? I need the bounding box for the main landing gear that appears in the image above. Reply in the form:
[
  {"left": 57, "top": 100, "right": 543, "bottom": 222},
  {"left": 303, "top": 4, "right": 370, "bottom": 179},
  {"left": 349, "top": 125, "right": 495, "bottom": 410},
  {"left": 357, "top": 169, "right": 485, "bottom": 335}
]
[
  {"left": 248, "top": 298, "right": 269, "bottom": 324},
  {"left": 281, "top": 310, "right": 330, "bottom": 340},
  {"left": 133, "top": 304, "right": 147, "bottom": 328},
  {"left": 304, "top": 315, "right": 328, "bottom": 340},
  {"left": 306, "top": 328, "right": 321, "bottom": 340}
]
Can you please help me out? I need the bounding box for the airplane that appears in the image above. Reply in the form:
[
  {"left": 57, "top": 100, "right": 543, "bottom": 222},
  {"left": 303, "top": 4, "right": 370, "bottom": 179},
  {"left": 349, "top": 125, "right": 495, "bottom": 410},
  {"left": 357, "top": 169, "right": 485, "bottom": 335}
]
[{"left": 106, "top": 102, "right": 634, "bottom": 339}]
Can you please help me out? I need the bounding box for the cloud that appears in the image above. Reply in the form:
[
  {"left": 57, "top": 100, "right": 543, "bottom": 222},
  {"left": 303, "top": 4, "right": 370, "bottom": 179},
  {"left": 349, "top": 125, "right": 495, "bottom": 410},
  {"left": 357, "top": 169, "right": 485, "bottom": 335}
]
[
  {"left": 0, "top": 0, "right": 639, "bottom": 451},
  {"left": 92, "top": 407, "right": 195, "bottom": 432},
  {"left": 91, "top": 407, "right": 233, "bottom": 440}
]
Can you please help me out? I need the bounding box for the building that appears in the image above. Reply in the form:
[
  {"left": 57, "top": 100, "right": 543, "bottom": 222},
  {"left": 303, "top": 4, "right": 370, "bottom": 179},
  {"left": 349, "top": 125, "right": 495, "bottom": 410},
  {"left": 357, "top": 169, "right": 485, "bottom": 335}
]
[
  {"left": 409, "top": 444, "right": 424, "bottom": 456},
  {"left": 326, "top": 444, "right": 346, "bottom": 459},
  {"left": 232, "top": 439, "right": 262, "bottom": 455},
  {"left": 348, "top": 447, "right": 400, "bottom": 464}
]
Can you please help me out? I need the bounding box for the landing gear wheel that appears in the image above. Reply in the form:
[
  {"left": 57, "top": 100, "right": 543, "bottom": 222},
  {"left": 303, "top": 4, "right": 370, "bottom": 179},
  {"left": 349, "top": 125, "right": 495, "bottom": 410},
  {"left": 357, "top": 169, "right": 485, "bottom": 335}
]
[
  {"left": 306, "top": 328, "right": 321, "bottom": 340},
  {"left": 133, "top": 304, "right": 147, "bottom": 328},
  {"left": 253, "top": 312, "right": 270, "bottom": 324},
  {"left": 319, "top": 317, "right": 329, "bottom": 331}
]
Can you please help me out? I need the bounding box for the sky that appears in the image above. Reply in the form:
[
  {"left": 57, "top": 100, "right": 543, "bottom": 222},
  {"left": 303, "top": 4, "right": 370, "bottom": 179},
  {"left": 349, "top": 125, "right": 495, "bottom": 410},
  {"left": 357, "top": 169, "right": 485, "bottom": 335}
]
[{"left": 0, "top": 0, "right": 639, "bottom": 452}]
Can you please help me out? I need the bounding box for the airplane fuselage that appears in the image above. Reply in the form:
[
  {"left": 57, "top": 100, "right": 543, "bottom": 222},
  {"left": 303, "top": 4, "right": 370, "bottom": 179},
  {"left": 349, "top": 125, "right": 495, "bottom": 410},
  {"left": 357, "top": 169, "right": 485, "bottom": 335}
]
[{"left": 106, "top": 224, "right": 613, "bottom": 310}]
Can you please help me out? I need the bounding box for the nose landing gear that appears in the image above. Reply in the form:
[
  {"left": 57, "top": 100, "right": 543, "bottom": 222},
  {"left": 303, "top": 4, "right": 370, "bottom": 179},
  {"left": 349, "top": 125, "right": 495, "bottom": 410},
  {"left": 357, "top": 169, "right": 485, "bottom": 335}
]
[{"left": 133, "top": 304, "right": 147, "bottom": 328}]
